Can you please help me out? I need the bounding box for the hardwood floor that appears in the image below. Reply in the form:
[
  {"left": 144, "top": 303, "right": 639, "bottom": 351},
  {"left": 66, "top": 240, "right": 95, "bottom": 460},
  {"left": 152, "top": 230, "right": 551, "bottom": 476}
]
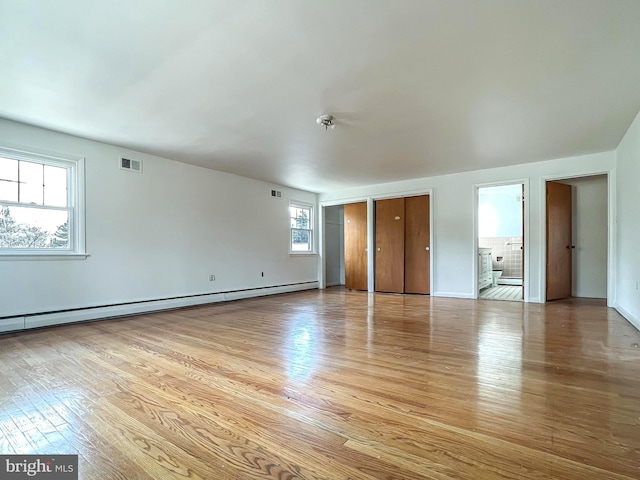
[{"left": 1, "top": 288, "right": 639, "bottom": 479}]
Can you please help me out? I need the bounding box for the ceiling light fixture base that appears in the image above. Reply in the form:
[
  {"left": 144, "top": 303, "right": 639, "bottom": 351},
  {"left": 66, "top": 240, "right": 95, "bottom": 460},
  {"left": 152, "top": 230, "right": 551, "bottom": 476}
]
[{"left": 316, "top": 114, "right": 336, "bottom": 130}]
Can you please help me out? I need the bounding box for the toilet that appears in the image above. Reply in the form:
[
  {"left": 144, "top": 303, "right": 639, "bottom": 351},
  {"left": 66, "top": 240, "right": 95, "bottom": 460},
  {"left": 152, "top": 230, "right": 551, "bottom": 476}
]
[
  {"left": 492, "top": 256, "right": 504, "bottom": 287},
  {"left": 492, "top": 270, "right": 502, "bottom": 287}
]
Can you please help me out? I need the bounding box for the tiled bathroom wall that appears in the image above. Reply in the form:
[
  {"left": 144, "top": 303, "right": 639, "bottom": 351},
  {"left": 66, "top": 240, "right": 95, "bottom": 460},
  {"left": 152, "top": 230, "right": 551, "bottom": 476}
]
[{"left": 478, "top": 237, "right": 523, "bottom": 278}]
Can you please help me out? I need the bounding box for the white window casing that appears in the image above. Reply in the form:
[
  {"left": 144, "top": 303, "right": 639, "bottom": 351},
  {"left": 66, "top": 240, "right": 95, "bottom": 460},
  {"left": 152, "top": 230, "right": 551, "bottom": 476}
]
[
  {"left": 0, "top": 145, "right": 86, "bottom": 259},
  {"left": 289, "top": 200, "right": 315, "bottom": 255}
]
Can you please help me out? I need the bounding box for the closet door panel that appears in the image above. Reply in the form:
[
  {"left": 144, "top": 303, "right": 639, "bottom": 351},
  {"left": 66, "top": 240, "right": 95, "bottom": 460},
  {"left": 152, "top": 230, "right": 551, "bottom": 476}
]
[
  {"left": 405, "top": 195, "right": 430, "bottom": 294},
  {"left": 344, "top": 202, "right": 368, "bottom": 290},
  {"left": 375, "top": 198, "right": 405, "bottom": 293}
]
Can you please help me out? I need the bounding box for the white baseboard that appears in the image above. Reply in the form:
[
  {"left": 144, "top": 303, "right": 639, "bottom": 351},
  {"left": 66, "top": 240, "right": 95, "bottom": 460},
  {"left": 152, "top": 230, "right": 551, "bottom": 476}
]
[
  {"left": 19, "top": 282, "right": 318, "bottom": 332},
  {"left": 615, "top": 304, "right": 640, "bottom": 332},
  {"left": 497, "top": 279, "right": 523, "bottom": 286},
  {"left": 432, "top": 292, "right": 475, "bottom": 299},
  {"left": 0, "top": 316, "right": 25, "bottom": 333}
]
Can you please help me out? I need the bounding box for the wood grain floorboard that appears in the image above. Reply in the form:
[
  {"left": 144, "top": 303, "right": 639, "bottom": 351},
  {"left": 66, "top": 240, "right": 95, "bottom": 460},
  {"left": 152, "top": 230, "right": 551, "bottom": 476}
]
[{"left": 1, "top": 288, "right": 639, "bottom": 479}]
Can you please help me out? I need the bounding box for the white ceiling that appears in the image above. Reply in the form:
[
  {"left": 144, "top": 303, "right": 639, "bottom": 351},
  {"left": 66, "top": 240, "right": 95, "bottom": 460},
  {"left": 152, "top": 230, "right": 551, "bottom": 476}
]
[{"left": 1, "top": 1, "right": 639, "bottom": 193}]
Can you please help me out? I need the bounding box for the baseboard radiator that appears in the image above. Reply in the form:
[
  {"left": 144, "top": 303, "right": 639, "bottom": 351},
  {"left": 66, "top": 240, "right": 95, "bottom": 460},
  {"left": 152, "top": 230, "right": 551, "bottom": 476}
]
[{"left": 0, "top": 281, "right": 319, "bottom": 334}]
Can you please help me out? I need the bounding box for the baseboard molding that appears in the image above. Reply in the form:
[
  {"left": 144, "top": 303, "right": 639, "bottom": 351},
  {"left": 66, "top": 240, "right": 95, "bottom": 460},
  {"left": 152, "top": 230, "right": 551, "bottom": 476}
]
[
  {"left": 0, "top": 316, "right": 25, "bottom": 333},
  {"left": 14, "top": 282, "right": 318, "bottom": 332},
  {"left": 497, "top": 279, "right": 523, "bottom": 286},
  {"left": 432, "top": 292, "right": 475, "bottom": 299},
  {"left": 615, "top": 304, "right": 640, "bottom": 332}
]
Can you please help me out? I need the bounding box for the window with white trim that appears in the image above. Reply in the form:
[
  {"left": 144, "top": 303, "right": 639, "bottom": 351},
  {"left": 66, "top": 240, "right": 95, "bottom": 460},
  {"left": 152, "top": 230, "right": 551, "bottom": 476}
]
[
  {"left": 0, "top": 146, "right": 85, "bottom": 255},
  {"left": 290, "top": 202, "right": 313, "bottom": 253}
]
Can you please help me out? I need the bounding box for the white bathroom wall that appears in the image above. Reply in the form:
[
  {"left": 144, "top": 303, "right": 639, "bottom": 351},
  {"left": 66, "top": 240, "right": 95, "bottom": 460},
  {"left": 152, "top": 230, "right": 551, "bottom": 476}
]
[
  {"left": 478, "top": 184, "right": 523, "bottom": 237},
  {"left": 320, "top": 151, "right": 616, "bottom": 303},
  {"left": 0, "top": 118, "right": 318, "bottom": 320},
  {"left": 616, "top": 109, "right": 640, "bottom": 330},
  {"left": 560, "top": 175, "right": 608, "bottom": 299}
]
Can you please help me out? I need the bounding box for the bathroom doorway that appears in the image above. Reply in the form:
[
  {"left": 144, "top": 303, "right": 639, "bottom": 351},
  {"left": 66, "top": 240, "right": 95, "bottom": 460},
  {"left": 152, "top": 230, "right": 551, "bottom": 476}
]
[{"left": 477, "top": 184, "right": 524, "bottom": 301}]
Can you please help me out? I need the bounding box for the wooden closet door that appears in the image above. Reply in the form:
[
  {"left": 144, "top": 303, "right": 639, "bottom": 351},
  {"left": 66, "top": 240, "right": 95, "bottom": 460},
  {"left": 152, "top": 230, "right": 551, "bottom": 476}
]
[
  {"left": 344, "top": 202, "right": 368, "bottom": 290},
  {"left": 375, "top": 198, "right": 405, "bottom": 293},
  {"left": 546, "top": 181, "right": 572, "bottom": 300},
  {"left": 404, "top": 195, "right": 430, "bottom": 294}
]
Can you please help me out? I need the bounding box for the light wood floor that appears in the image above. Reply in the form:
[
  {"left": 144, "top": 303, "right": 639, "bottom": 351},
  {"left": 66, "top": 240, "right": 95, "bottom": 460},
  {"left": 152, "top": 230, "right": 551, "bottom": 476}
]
[{"left": 1, "top": 288, "right": 639, "bottom": 479}]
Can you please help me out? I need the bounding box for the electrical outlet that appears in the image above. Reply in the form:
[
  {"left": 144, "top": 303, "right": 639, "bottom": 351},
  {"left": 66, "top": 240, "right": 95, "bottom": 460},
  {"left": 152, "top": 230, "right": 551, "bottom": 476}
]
[{"left": 209, "top": 274, "right": 216, "bottom": 281}]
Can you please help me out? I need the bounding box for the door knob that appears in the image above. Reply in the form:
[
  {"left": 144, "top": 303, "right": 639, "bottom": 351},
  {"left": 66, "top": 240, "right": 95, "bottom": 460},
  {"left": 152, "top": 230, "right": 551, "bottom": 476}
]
[
  {"left": 377, "top": 247, "right": 381, "bottom": 252},
  {"left": 425, "top": 246, "right": 430, "bottom": 251}
]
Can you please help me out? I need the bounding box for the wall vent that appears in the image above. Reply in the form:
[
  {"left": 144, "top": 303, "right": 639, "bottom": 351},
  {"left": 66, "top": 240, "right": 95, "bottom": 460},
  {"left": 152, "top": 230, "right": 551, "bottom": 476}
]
[
  {"left": 120, "top": 157, "right": 142, "bottom": 173},
  {"left": 270, "top": 189, "right": 282, "bottom": 198}
]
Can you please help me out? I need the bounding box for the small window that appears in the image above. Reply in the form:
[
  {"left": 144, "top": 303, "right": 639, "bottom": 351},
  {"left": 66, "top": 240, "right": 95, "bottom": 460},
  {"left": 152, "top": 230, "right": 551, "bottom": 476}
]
[
  {"left": 0, "top": 146, "right": 85, "bottom": 255},
  {"left": 290, "top": 202, "right": 313, "bottom": 253}
]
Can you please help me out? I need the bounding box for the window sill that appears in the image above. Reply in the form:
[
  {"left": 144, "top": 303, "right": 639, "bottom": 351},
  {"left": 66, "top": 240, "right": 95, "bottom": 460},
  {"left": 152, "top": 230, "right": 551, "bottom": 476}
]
[
  {"left": 289, "top": 252, "right": 317, "bottom": 257},
  {"left": 0, "top": 253, "right": 90, "bottom": 261}
]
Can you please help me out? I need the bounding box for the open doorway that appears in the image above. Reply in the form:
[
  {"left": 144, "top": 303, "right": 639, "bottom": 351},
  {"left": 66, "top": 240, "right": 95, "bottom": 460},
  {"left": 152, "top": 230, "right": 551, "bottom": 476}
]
[
  {"left": 545, "top": 174, "right": 608, "bottom": 302},
  {"left": 323, "top": 202, "right": 369, "bottom": 291},
  {"left": 324, "top": 205, "right": 345, "bottom": 287},
  {"left": 477, "top": 184, "right": 524, "bottom": 301}
]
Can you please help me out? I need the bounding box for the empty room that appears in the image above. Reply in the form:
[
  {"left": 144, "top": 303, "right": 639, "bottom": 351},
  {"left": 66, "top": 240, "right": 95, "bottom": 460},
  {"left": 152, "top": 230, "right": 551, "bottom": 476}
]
[{"left": 1, "top": 1, "right": 639, "bottom": 479}]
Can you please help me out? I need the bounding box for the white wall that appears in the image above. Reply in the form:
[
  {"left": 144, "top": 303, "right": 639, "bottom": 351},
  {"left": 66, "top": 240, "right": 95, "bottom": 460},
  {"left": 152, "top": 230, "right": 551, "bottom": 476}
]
[
  {"left": 560, "top": 175, "right": 608, "bottom": 299},
  {"left": 479, "top": 184, "right": 523, "bottom": 237},
  {"left": 616, "top": 110, "right": 640, "bottom": 330},
  {"left": 0, "top": 119, "right": 318, "bottom": 319},
  {"left": 320, "top": 151, "right": 616, "bottom": 303},
  {"left": 324, "top": 205, "right": 344, "bottom": 286}
]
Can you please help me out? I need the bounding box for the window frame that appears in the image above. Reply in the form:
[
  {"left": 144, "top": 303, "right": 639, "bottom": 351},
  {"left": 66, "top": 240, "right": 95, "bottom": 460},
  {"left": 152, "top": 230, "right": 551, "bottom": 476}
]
[
  {"left": 289, "top": 200, "right": 315, "bottom": 255},
  {"left": 0, "top": 145, "right": 86, "bottom": 260}
]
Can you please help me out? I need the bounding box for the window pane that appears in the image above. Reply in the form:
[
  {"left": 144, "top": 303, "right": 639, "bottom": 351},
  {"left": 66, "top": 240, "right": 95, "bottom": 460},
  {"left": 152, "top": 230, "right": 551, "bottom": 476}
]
[
  {"left": 0, "top": 158, "right": 18, "bottom": 181},
  {"left": 290, "top": 207, "right": 310, "bottom": 229},
  {"left": 44, "top": 165, "right": 68, "bottom": 207},
  {"left": 289, "top": 207, "right": 299, "bottom": 227},
  {"left": 291, "top": 229, "right": 311, "bottom": 251},
  {"left": 296, "top": 209, "right": 309, "bottom": 228},
  {"left": 0, "top": 204, "right": 69, "bottom": 249},
  {"left": 0, "top": 180, "right": 18, "bottom": 203},
  {"left": 19, "top": 161, "right": 44, "bottom": 205},
  {"left": 0, "top": 158, "right": 18, "bottom": 203}
]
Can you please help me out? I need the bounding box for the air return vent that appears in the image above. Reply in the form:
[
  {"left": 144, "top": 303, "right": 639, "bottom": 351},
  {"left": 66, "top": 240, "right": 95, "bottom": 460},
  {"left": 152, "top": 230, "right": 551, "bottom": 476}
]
[
  {"left": 270, "top": 189, "right": 282, "bottom": 198},
  {"left": 120, "top": 156, "right": 142, "bottom": 173}
]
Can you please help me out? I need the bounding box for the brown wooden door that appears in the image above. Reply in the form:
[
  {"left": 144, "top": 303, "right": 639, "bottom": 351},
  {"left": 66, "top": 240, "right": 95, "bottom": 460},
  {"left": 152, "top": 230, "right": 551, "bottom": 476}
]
[
  {"left": 521, "top": 184, "right": 525, "bottom": 300},
  {"left": 404, "top": 195, "right": 430, "bottom": 294},
  {"left": 546, "top": 181, "right": 572, "bottom": 300},
  {"left": 375, "top": 198, "right": 405, "bottom": 293},
  {"left": 344, "top": 202, "right": 368, "bottom": 290}
]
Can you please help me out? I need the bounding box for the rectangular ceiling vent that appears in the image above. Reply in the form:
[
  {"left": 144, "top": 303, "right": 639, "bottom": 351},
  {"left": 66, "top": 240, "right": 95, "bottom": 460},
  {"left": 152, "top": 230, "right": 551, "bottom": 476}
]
[
  {"left": 270, "top": 189, "right": 282, "bottom": 198},
  {"left": 120, "top": 156, "right": 142, "bottom": 173}
]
